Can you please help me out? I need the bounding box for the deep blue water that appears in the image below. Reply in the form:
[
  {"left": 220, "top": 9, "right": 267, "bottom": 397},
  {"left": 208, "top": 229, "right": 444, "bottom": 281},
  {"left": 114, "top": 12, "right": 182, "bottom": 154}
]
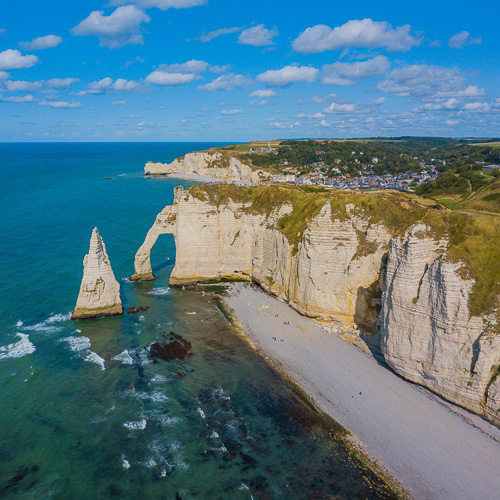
[{"left": 0, "top": 143, "right": 388, "bottom": 499}]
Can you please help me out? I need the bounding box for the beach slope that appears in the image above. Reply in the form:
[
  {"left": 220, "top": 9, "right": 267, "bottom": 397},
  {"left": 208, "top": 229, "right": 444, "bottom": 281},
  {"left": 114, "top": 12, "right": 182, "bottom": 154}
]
[{"left": 224, "top": 283, "right": 500, "bottom": 500}]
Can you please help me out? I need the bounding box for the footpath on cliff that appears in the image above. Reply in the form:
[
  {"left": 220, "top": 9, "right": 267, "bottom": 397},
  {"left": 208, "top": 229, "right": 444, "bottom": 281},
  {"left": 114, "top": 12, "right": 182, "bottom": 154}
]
[{"left": 224, "top": 282, "right": 500, "bottom": 500}]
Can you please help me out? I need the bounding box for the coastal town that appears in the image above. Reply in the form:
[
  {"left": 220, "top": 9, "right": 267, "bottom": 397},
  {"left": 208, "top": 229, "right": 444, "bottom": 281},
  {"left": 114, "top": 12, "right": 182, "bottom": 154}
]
[
  {"left": 226, "top": 138, "right": 499, "bottom": 192},
  {"left": 269, "top": 168, "right": 438, "bottom": 191}
]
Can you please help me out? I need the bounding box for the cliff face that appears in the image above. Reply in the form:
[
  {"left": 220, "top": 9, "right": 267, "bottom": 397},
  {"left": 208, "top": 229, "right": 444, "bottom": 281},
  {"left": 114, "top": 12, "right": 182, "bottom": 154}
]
[
  {"left": 132, "top": 186, "right": 499, "bottom": 426},
  {"left": 145, "top": 151, "right": 271, "bottom": 183},
  {"left": 132, "top": 187, "right": 388, "bottom": 327},
  {"left": 72, "top": 227, "right": 123, "bottom": 320},
  {"left": 252, "top": 203, "right": 390, "bottom": 328},
  {"left": 380, "top": 225, "right": 499, "bottom": 422}
]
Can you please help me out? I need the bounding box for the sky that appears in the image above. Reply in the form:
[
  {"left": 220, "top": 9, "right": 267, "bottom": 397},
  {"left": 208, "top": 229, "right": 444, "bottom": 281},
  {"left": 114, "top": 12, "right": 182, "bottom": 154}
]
[{"left": 0, "top": 0, "right": 499, "bottom": 141}]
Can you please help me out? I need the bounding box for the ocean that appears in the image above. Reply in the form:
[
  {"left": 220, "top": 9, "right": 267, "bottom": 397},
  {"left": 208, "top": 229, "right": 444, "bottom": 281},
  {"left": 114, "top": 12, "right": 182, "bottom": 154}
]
[{"left": 0, "top": 143, "right": 388, "bottom": 498}]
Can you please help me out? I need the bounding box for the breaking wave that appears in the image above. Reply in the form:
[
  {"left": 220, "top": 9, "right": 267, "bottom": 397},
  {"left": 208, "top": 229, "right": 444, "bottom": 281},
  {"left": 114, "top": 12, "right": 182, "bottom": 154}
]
[{"left": 0, "top": 333, "right": 36, "bottom": 360}]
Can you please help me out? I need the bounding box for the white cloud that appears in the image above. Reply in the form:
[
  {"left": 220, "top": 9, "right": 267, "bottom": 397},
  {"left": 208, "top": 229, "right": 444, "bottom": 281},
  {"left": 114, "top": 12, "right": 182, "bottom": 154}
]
[
  {"left": 110, "top": 0, "right": 206, "bottom": 10},
  {"left": 463, "top": 102, "right": 491, "bottom": 112},
  {"left": 377, "top": 64, "right": 466, "bottom": 98},
  {"left": 322, "top": 55, "right": 390, "bottom": 85},
  {"left": 199, "top": 73, "right": 250, "bottom": 91},
  {"left": 0, "top": 71, "right": 8, "bottom": 80},
  {"left": 446, "top": 120, "right": 459, "bottom": 126},
  {"left": 83, "top": 77, "right": 138, "bottom": 93},
  {"left": 372, "top": 96, "right": 386, "bottom": 105},
  {"left": 292, "top": 19, "right": 420, "bottom": 53},
  {"left": 4, "top": 80, "right": 42, "bottom": 91},
  {"left": 89, "top": 77, "right": 113, "bottom": 91},
  {"left": 448, "top": 31, "right": 482, "bottom": 49},
  {"left": 250, "top": 89, "right": 276, "bottom": 98},
  {"left": 257, "top": 64, "right": 318, "bottom": 87},
  {"left": 415, "top": 97, "right": 459, "bottom": 111},
  {"left": 38, "top": 99, "right": 82, "bottom": 108},
  {"left": 71, "top": 6, "right": 150, "bottom": 49},
  {"left": 297, "top": 94, "right": 336, "bottom": 104},
  {"left": 199, "top": 27, "right": 240, "bottom": 43},
  {"left": 46, "top": 78, "right": 79, "bottom": 88},
  {"left": 319, "top": 120, "right": 333, "bottom": 127},
  {"left": 146, "top": 70, "right": 199, "bottom": 85},
  {"left": 296, "top": 112, "right": 326, "bottom": 119},
  {"left": 1, "top": 94, "right": 37, "bottom": 103},
  {"left": 209, "top": 64, "right": 230, "bottom": 74},
  {"left": 249, "top": 99, "right": 268, "bottom": 106},
  {"left": 114, "top": 78, "right": 138, "bottom": 90},
  {"left": 160, "top": 59, "right": 209, "bottom": 73},
  {"left": 271, "top": 120, "right": 299, "bottom": 129},
  {"left": 0, "top": 49, "right": 39, "bottom": 70},
  {"left": 19, "top": 35, "right": 62, "bottom": 50},
  {"left": 238, "top": 25, "right": 278, "bottom": 47},
  {"left": 111, "top": 100, "right": 127, "bottom": 105},
  {"left": 123, "top": 56, "right": 145, "bottom": 68},
  {"left": 154, "top": 60, "right": 227, "bottom": 78},
  {"left": 220, "top": 109, "right": 242, "bottom": 115},
  {"left": 324, "top": 102, "right": 356, "bottom": 113}
]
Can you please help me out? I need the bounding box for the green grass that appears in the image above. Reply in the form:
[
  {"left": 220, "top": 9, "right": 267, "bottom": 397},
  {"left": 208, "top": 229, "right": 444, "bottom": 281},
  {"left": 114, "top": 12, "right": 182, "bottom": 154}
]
[
  {"left": 187, "top": 184, "right": 499, "bottom": 319},
  {"left": 417, "top": 173, "right": 500, "bottom": 213},
  {"left": 471, "top": 141, "right": 500, "bottom": 148}
]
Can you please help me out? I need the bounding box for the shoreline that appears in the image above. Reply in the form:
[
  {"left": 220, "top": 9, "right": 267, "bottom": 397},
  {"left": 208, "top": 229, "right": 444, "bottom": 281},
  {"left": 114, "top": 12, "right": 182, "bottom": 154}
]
[
  {"left": 146, "top": 172, "right": 230, "bottom": 184},
  {"left": 222, "top": 282, "right": 500, "bottom": 500}
]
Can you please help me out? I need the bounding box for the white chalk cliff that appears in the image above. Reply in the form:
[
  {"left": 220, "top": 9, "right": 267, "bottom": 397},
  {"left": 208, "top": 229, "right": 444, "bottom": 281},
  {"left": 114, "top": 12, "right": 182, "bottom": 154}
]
[
  {"left": 72, "top": 227, "right": 123, "bottom": 320},
  {"left": 145, "top": 151, "right": 271, "bottom": 183},
  {"left": 132, "top": 186, "right": 499, "bottom": 426},
  {"left": 380, "top": 225, "right": 499, "bottom": 421}
]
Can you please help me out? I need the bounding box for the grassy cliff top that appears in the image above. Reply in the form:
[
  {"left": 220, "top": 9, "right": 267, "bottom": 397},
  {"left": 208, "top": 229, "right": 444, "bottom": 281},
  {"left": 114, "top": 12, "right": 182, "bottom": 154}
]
[{"left": 187, "top": 184, "right": 499, "bottom": 318}]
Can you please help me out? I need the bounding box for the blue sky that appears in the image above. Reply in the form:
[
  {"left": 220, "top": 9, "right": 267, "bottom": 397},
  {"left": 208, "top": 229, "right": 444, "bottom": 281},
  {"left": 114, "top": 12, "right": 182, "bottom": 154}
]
[{"left": 0, "top": 0, "right": 499, "bottom": 141}]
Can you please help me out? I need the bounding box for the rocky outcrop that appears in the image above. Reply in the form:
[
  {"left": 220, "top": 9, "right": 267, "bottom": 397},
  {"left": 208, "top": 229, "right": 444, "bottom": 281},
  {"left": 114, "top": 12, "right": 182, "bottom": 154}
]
[
  {"left": 131, "top": 186, "right": 265, "bottom": 283},
  {"left": 72, "top": 227, "right": 123, "bottom": 320},
  {"left": 145, "top": 151, "right": 271, "bottom": 183},
  {"left": 380, "top": 224, "right": 500, "bottom": 425},
  {"left": 132, "top": 186, "right": 499, "bottom": 426}
]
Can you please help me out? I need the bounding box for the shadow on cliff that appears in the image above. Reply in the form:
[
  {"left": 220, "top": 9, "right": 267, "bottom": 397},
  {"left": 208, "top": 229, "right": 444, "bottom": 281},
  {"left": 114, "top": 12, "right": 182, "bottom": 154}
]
[{"left": 353, "top": 254, "right": 388, "bottom": 367}]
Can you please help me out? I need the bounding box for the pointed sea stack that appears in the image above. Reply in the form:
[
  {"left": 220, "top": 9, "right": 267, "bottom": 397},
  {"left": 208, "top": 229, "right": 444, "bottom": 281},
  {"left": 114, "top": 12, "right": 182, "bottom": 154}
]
[{"left": 71, "top": 227, "right": 123, "bottom": 320}]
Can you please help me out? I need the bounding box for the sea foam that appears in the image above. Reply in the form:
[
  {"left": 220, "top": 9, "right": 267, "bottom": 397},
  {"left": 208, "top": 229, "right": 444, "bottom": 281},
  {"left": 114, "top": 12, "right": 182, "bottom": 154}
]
[
  {"left": 62, "top": 335, "right": 105, "bottom": 370},
  {"left": 124, "top": 419, "right": 147, "bottom": 431},
  {"left": 147, "top": 287, "right": 170, "bottom": 296},
  {"left": 112, "top": 350, "right": 134, "bottom": 365},
  {"left": 22, "top": 312, "right": 71, "bottom": 333},
  {"left": 0, "top": 333, "right": 36, "bottom": 360}
]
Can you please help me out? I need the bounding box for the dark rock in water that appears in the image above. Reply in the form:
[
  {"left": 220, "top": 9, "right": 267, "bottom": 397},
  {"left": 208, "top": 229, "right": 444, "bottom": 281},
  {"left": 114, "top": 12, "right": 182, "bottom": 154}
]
[
  {"left": 148, "top": 332, "right": 192, "bottom": 363},
  {"left": 139, "top": 306, "right": 150, "bottom": 311},
  {"left": 0, "top": 465, "right": 38, "bottom": 495},
  {"left": 127, "top": 307, "right": 139, "bottom": 314}
]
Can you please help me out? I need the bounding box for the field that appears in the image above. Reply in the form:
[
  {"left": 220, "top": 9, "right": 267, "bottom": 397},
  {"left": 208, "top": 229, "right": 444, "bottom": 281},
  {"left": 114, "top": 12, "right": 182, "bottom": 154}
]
[
  {"left": 471, "top": 141, "right": 500, "bottom": 148},
  {"left": 417, "top": 172, "right": 500, "bottom": 214}
]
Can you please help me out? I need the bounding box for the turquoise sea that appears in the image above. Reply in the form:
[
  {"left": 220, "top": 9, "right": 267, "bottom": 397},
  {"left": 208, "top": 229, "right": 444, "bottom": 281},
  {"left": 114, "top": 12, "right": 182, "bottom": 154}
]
[{"left": 0, "top": 143, "right": 389, "bottom": 499}]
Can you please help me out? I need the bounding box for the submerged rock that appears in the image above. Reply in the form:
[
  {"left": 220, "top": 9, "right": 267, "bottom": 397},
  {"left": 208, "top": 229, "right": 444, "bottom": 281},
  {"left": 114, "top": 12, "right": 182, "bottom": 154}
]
[
  {"left": 71, "top": 227, "right": 123, "bottom": 320},
  {"left": 147, "top": 332, "right": 192, "bottom": 362}
]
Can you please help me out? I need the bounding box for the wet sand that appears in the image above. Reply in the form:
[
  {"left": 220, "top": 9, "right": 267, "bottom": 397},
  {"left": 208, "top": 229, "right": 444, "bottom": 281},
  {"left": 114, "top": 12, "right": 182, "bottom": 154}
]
[{"left": 224, "top": 283, "right": 500, "bottom": 500}]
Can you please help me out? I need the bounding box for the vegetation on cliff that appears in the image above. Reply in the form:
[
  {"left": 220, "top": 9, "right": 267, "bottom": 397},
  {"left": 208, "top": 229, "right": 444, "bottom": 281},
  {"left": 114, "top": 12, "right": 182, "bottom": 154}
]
[{"left": 187, "top": 184, "right": 499, "bottom": 318}]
